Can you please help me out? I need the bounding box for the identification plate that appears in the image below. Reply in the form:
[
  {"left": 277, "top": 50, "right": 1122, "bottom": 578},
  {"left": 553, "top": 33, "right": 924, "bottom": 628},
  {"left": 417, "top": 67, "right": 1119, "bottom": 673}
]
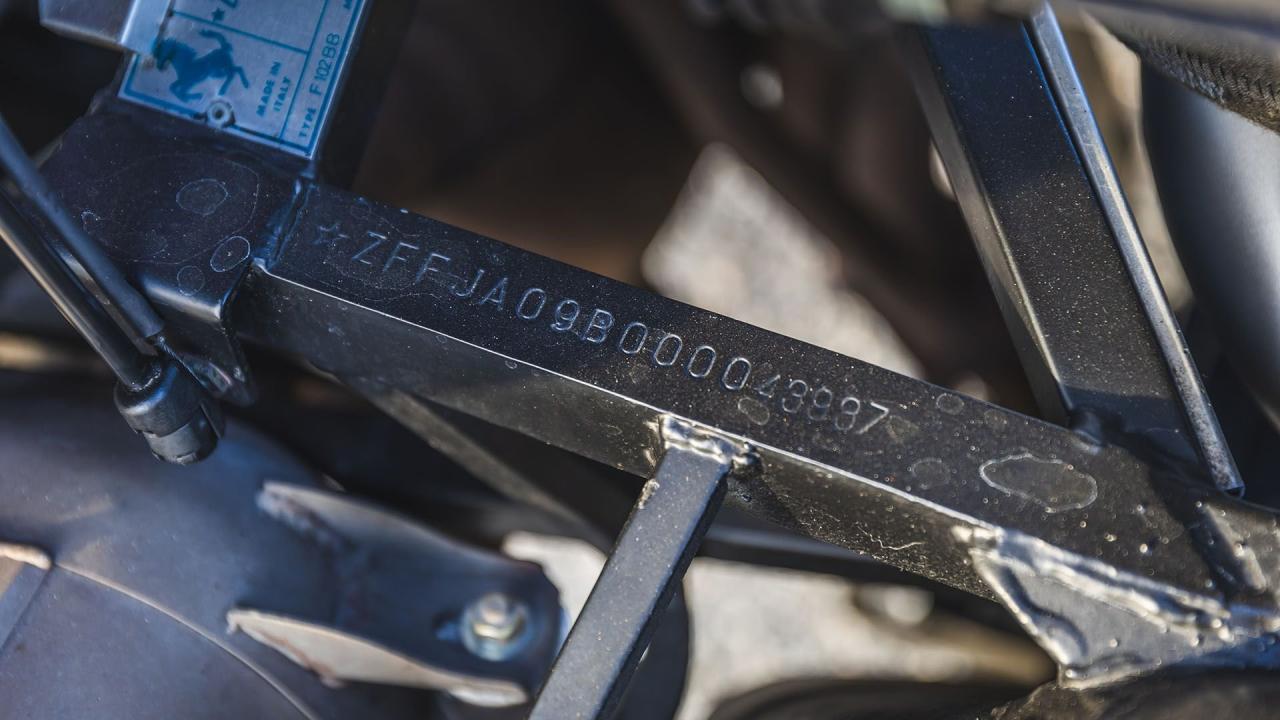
[{"left": 119, "top": 0, "right": 368, "bottom": 158}]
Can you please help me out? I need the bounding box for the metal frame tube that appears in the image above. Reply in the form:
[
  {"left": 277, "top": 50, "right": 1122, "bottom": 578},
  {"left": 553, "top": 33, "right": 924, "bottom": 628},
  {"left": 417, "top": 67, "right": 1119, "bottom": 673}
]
[{"left": 529, "top": 418, "right": 741, "bottom": 720}]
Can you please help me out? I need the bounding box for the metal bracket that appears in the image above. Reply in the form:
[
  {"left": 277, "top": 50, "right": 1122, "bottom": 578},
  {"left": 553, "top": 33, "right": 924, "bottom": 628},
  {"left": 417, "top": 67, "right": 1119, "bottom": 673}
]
[
  {"left": 39, "top": 102, "right": 300, "bottom": 403},
  {"left": 229, "top": 482, "right": 563, "bottom": 707},
  {"left": 530, "top": 417, "right": 750, "bottom": 720},
  {"left": 40, "top": 0, "right": 173, "bottom": 55}
]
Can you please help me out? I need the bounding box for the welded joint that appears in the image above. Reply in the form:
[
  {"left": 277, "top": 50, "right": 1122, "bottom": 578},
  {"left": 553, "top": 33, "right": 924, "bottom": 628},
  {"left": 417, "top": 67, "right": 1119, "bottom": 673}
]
[
  {"left": 958, "top": 525, "right": 1280, "bottom": 687},
  {"left": 659, "top": 415, "right": 755, "bottom": 470}
]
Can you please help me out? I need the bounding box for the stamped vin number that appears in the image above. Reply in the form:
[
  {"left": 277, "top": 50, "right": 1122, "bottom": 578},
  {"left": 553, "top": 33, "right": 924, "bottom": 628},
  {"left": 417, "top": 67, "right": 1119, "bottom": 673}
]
[{"left": 322, "top": 217, "right": 892, "bottom": 437}]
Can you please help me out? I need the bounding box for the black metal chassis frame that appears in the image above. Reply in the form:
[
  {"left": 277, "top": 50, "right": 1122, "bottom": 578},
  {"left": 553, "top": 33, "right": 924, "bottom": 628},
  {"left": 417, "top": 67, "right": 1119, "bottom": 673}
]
[{"left": 31, "top": 7, "right": 1280, "bottom": 719}]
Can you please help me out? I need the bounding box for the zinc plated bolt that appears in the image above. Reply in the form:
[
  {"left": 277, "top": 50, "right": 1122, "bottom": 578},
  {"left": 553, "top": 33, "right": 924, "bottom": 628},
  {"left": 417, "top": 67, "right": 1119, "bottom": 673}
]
[{"left": 461, "top": 592, "right": 531, "bottom": 662}]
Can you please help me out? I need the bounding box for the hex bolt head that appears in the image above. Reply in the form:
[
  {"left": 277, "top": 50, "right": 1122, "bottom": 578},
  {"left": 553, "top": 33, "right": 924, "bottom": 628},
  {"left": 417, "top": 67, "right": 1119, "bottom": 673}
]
[{"left": 461, "top": 592, "right": 531, "bottom": 662}]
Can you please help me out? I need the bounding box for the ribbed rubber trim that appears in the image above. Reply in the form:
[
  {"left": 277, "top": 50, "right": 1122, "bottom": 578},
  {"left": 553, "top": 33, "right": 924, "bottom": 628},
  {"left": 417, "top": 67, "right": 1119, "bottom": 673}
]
[{"left": 1126, "top": 32, "right": 1280, "bottom": 133}]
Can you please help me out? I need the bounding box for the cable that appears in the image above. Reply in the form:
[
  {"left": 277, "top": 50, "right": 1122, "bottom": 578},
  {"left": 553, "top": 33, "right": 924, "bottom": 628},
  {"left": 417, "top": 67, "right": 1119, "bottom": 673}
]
[
  {"left": 0, "top": 115, "right": 220, "bottom": 463},
  {"left": 0, "top": 182, "right": 222, "bottom": 463},
  {"left": 0, "top": 188, "right": 153, "bottom": 389},
  {"left": 0, "top": 113, "right": 164, "bottom": 343}
]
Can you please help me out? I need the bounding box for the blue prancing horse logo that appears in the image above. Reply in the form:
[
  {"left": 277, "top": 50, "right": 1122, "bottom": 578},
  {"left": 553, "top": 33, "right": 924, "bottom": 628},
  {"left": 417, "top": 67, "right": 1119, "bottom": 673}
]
[{"left": 153, "top": 29, "right": 250, "bottom": 103}]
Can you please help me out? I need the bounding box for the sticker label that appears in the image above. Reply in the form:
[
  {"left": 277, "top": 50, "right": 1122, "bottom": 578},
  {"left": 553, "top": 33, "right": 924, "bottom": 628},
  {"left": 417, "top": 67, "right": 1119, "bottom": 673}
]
[{"left": 119, "top": 0, "right": 367, "bottom": 158}]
